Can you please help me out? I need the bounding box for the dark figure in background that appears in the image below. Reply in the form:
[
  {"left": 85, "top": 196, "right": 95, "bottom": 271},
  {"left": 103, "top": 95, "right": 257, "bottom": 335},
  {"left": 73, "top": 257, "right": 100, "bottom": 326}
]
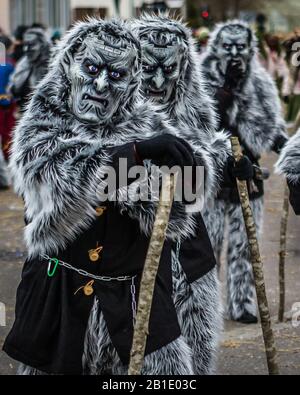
[
  {"left": 276, "top": 129, "right": 300, "bottom": 215},
  {"left": 10, "top": 28, "right": 51, "bottom": 108},
  {"left": 200, "top": 21, "right": 288, "bottom": 324},
  {"left": 0, "top": 34, "right": 15, "bottom": 188},
  {"left": 11, "top": 25, "right": 28, "bottom": 63}
]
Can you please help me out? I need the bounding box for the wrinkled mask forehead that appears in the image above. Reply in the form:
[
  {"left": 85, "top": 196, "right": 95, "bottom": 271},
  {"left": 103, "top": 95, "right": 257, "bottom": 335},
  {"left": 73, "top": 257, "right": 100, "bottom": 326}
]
[
  {"left": 141, "top": 30, "right": 184, "bottom": 64},
  {"left": 219, "top": 28, "right": 250, "bottom": 49},
  {"left": 74, "top": 33, "right": 137, "bottom": 70},
  {"left": 142, "top": 40, "right": 183, "bottom": 65}
]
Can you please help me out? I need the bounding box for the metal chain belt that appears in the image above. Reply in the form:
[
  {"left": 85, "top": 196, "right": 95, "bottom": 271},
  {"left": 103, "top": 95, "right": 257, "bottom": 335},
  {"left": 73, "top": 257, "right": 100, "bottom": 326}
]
[
  {"left": 131, "top": 277, "right": 137, "bottom": 328},
  {"left": 41, "top": 254, "right": 136, "bottom": 282}
]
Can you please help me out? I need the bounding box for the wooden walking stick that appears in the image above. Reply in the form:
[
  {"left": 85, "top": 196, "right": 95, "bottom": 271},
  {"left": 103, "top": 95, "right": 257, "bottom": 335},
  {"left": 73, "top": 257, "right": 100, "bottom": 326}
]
[
  {"left": 230, "top": 137, "right": 279, "bottom": 375},
  {"left": 278, "top": 184, "right": 289, "bottom": 322},
  {"left": 128, "top": 173, "right": 177, "bottom": 375}
]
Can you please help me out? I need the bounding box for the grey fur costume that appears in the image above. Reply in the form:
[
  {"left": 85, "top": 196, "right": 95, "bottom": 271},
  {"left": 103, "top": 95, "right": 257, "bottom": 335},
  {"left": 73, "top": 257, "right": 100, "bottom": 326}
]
[
  {"left": 275, "top": 129, "right": 300, "bottom": 215},
  {"left": 133, "top": 14, "right": 231, "bottom": 374},
  {"left": 0, "top": 137, "right": 9, "bottom": 188},
  {"left": 9, "top": 18, "right": 223, "bottom": 375},
  {"left": 200, "top": 20, "right": 287, "bottom": 321},
  {"left": 275, "top": 129, "right": 300, "bottom": 184},
  {"left": 10, "top": 28, "right": 51, "bottom": 106}
]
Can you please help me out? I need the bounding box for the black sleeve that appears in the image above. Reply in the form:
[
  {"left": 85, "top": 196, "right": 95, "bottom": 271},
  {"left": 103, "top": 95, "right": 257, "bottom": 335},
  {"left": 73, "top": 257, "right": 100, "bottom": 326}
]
[
  {"left": 288, "top": 180, "right": 300, "bottom": 215},
  {"left": 215, "top": 87, "right": 234, "bottom": 127},
  {"left": 271, "top": 135, "right": 289, "bottom": 154}
]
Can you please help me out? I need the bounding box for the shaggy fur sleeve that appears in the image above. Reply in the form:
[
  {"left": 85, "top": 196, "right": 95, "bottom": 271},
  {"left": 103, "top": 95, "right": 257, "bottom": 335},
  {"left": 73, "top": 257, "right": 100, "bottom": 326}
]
[
  {"left": 188, "top": 130, "right": 231, "bottom": 201},
  {"left": 201, "top": 57, "right": 287, "bottom": 157},
  {"left": 114, "top": 105, "right": 230, "bottom": 241},
  {"left": 275, "top": 130, "right": 300, "bottom": 183},
  {"left": 9, "top": 99, "right": 137, "bottom": 258},
  {"left": 230, "top": 62, "right": 287, "bottom": 157}
]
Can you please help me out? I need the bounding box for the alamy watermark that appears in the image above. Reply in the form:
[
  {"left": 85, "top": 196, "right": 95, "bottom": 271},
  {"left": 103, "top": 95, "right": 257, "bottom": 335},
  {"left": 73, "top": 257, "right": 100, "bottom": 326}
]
[
  {"left": 0, "top": 302, "right": 6, "bottom": 327},
  {"left": 95, "top": 159, "right": 205, "bottom": 212},
  {"left": 291, "top": 42, "right": 300, "bottom": 67}
]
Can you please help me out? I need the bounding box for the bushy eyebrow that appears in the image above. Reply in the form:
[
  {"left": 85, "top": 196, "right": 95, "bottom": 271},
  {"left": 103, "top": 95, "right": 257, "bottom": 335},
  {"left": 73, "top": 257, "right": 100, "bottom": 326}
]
[
  {"left": 83, "top": 56, "right": 104, "bottom": 66},
  {"left": 163, "top": 54, "right": 178, "bottom": 67},
  {"left": 107, "top": 65, "right": 128, "bottom": 74}
]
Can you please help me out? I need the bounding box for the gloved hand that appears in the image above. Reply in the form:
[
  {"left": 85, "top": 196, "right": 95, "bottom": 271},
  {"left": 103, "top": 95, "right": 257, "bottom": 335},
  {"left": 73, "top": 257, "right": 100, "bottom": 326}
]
[
  {"left": 228, "top": 155, "right": 254, "bottom": 181},
  {"left": 224, "top": 59, "right": 246, "bottom": 89},
  {"left": 287, "top": 180, "right": 300, "bottom": 215},
  {"left": 135, "top": 134, "right": 195, "bottom": 169}
]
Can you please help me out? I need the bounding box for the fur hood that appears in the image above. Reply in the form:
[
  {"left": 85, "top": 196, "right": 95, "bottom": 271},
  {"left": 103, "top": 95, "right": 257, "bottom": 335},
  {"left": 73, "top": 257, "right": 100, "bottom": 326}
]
[
  {"left": 275, "top": 129, "right": 300, "bottom": 183},
  {"left": 9, "top": 18, "right": 200, "bottom": 258},
  {"left": 132, "top": 14, "right": 231, "bottom": 201},
  {"left": 201, "top": 20, "right": 287, "bottom": 158}
]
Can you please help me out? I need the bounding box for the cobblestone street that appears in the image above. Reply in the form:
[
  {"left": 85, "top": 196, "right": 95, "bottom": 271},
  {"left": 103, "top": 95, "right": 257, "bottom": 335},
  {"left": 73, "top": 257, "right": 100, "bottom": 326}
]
[{"left": 0, "top": 153, "right": 299, "bottom": 375}]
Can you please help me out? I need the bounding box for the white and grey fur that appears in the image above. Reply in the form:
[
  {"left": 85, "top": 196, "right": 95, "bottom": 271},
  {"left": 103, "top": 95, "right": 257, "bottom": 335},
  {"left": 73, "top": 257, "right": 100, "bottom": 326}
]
[
  {"left": 0, "top": 137, "right": 9, "bottom": 188},
  {"left": 11, "top": 18, "right": 223, "bottom": 375},
  {"left": 133, "top": 14, "right": 229, "bottom": 374},
  {"left": 275, "top": 129, "right": 300, "bottom": 183},
  {"left": 200, "top": 20, "right": 287, "bottom": 321}
]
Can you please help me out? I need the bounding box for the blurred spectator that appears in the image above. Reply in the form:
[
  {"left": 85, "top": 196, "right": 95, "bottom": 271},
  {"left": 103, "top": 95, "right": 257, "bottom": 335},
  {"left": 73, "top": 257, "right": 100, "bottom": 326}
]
[
  {"left": 10, "top": 27, "right": 51, "bottom": 108},
  {"left": 264, "top": 34, "right": 289, "bottom": 96},
  {"left": 11, "top": 25, "right": 28, "bottom": 62},
  {"left": 282, "top": 33, "right": 300, "bottom": 122},
  {"left": 194, "top": 27, "right": 210, "bottom": 55},
  {"left": 51, "top": 30, "right": 61, "bottom": 45},
  {"left": 0, "top": 34, "right": 14, "bottom": 189}
]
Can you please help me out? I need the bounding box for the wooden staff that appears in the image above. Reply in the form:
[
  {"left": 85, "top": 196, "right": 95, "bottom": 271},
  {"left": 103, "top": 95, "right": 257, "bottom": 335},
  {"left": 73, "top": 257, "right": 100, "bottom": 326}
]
[
  {"left": 278, "top": 184, "right": 289, "bottom": 322},
  {"left": 128, "top": 173, "right": 177, "bottom": 375},
  {"left": 230, "top": 137, "right": 279, "bottom": 375}
]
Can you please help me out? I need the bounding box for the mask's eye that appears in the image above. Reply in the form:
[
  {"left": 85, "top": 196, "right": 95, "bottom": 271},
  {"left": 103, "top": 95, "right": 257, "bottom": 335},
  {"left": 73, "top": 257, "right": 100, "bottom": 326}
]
[
  {"left": 164, "top": 64, "right": 177, "bottom": 74},
  {"left": 223, "top": 44, "right": 231, "bottom": 51},
  {"left": 109, "top": 70, "right": 122, "bottom": 80},
  {"left": 143, "top": 64, "right": 156, "bottom": 73},
  {"left": 86, "top": 64, "right": 99, "bottom": 75},
  {"left": 237, "top": 44, "right": 246, "bottom": 51}
]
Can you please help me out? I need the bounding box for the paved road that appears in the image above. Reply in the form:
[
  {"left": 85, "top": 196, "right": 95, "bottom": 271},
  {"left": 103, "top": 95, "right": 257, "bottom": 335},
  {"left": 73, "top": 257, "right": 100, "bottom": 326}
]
[{"left": 0, "top": 152, "right": 299, "bottom": 375}]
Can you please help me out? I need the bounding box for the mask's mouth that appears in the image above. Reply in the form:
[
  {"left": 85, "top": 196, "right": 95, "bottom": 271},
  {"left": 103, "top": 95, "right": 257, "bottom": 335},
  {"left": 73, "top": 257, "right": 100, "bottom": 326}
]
[
  {"left": 146, "top": 89, "right": 166, "bottom": 98},
  {"left": 83, "top": 94, "right": 109, "bottom": 108}
]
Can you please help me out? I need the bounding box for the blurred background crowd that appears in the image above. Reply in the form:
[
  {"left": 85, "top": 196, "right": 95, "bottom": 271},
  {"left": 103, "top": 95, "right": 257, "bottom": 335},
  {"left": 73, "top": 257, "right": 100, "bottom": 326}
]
[{"left": 1, "top": 0, "right": 300, "bottom": 189}]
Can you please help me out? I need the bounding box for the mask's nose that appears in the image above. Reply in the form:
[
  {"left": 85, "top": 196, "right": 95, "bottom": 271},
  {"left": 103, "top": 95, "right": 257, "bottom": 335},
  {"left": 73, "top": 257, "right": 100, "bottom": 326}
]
[
  {"left": 152, "top": 68, "right": 165, "bottom": 90},
  {"left": 231, "top": 45, "right": 238, "bottom": 57},
  {"left": 93, "top": 69, "right": 109, "bottom": 94}
]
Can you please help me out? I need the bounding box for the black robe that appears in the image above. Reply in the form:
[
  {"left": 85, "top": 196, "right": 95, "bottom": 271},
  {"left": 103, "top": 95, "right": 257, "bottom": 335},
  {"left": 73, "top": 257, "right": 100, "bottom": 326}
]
[{"left": 3, "top": 152, "right": 216, "bottom": 374}]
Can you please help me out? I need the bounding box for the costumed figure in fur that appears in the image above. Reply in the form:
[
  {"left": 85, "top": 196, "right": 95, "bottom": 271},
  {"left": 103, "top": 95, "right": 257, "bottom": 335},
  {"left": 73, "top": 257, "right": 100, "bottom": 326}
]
[
  {"left": 5, "top": 18, "right": 228, "bottom": 375},
  {"left": 200, "top": 20, "right": 288, "bottom": 323},
  {"left": 10, "top": 27, "right": 51, "bottom": 108},
  {"left": 0, "top": 137, "right": 10, "bottom": 189},
  {"left": 133, "top": 14, "right": 255, "bottom": 373},
  {"left": 275, "top": 129, "right": 300, "bottom": 215}
]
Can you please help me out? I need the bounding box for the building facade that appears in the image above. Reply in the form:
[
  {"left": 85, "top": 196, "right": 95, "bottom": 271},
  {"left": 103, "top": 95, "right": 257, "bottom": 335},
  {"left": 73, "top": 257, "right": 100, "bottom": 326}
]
[{"left": 1, "top": 0, "right": 184, "bottom": 35}]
